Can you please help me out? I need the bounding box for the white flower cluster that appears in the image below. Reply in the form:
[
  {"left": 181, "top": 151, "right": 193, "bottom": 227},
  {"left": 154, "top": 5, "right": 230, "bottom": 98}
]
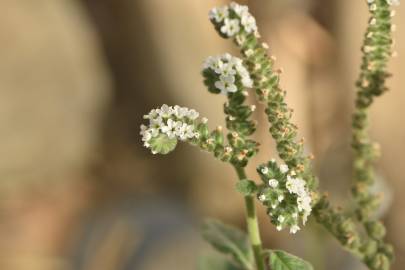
[
  {"left": 140, "top": 104, "right": 200, "bottom": 154},
  {"left": 203, "top": 53, "right": 253, "bottom": 94},
  {"left": 258, "top": 161, "right": 312, "bottom": 234},
  {"left": 368, "top": 0, "right": 400, "bottom": 6},
  {"left": 209, "top": 2, "right": 257, "bottom": 37}
]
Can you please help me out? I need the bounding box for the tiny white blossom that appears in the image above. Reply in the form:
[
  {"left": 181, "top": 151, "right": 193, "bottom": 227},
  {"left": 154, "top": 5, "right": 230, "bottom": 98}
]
[
  {"left": 187, "top": 109, "right": 199, "bottom": 120},
  {"left": 230, "top": 2, "right": 249, "bottom": 16},
  {"left": 277, "top": 215, "right": 285, "bottom": 223},
  {"left": 173, "top": 105, "right": 188, "bottom": 118},
  {"left": 279, "top": 164, "right": 289, "bottom": 173},
  {"left": 259, "top": 194, "right": 266, "bottom": 201},
  {"left": 277, "top": 195, "right": 284, "bottom": 202},
  {"left": 159, "top": 104, "right": 173, "bottom": 118},
  {"left": 268, "top": 179, "right": 279, "bottom": 188},
  {"left": 215, "top": 75, "right": 237, "bottom": 94},
  {"left": 297, "top": 195, "right": 312, "bottom": 213},
  {"left": 221, "top": 18, "right": 241, "bottom": 37},
  {"left": 276, "top": 225, "right": 283, "bottom": 231},
  {"left": 161, "top": 118, "right": 176, "bottom": 139},
  {"left": 261, "top": 167, "right": 269, "bottom": 174},
  {"left": 203, "top": 54, "right": 252, "bottom": 94},
  {"left": 209, "top": 6, "right": 229, "bottom": 23},
  {"left": 241, "top": 14, "right": 257, "bottom": 33},
  {"left": 286, "top": 176, "right": 306, "bottom": 195},
  {"left": 290, "top": 225, "right": 300, "bottom": 234}
]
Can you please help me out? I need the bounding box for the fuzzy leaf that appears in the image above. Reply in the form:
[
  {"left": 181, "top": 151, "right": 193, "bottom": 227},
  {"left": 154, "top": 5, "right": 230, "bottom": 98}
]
[
  {"left": 268, "top": 250, "right": 313, "bottom": 270},
  {"left": 236, "top": 179, "right": 257, "bottom": 196},
  {"left": 148, "top": 133, "right": 177, "bottom": 154},
  {"left": 202, "top": 219, "right": 253, "bottom": 269}
]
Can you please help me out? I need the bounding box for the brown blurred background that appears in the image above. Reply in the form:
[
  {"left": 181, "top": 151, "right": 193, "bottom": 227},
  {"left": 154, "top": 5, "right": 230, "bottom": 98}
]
[{"left": 0, "top": 0, "right": 404, "bottom": 269}]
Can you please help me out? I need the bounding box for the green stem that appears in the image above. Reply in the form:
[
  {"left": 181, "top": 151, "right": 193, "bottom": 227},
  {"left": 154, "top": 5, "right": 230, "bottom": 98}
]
[{"left": 234, "top": 166, "right": 265, "bottom": 270}]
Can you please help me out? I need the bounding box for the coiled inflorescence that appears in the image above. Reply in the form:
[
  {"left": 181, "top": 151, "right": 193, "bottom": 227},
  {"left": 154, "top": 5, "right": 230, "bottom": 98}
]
[
  {"left": 140, "top": 104, "right": 200, "bottom": 154},
  {"left": 209, "top": 2, "right": 257, "bottom": 38},
  {"left": 257, "top": 160, "right": 312, "bottom": 234},
  {"left": 209, "top": 2, "right": 317, "bottom": 193},
  {"left": 203, "top": 53, "right": 253, "bottom": 95}
]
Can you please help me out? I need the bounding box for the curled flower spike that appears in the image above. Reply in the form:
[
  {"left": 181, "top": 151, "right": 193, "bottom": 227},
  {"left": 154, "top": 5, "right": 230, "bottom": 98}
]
[
  {"left": 257, "top": 160, "right": 312, "bottom": 234},
  {"left": 209, "top": 2, "right": 258, "bottom": 38},
  {"left": 202, "top": 53, "right": 253, "bottom": 95},
  {"left": 140, "top": 104, "right": 200, "bottom": 154}
]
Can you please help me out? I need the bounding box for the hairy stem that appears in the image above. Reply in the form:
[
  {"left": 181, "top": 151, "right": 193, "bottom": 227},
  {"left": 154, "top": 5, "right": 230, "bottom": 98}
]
[{"left": 234, "top": 166, "right": 265, "bottom": 270}]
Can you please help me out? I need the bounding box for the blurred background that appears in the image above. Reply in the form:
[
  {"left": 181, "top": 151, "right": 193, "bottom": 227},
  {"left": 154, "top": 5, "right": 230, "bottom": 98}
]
[{"left": 0, "top": 0, "right": 404, "bottom": 269}]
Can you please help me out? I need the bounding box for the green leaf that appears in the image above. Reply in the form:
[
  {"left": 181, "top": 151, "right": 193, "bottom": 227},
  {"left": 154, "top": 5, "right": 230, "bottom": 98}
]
[
  {"left": 236, "top": 179, "right": 257, "bottom": 196},
  {"left": 267, "top": 250, "right": 313, "bottom": 270},
  {"left": 198, "top": 254, "right": 244, "bottom": 270},
  {"left": 202, "top": 219, "right": 253, "bottom": 269},
  {"left": 148, "top": 133, "right": 177, "bottom": 154}
]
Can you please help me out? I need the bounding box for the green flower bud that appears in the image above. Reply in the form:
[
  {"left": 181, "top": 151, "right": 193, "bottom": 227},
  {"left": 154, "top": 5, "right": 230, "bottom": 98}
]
[{"left": 365, "top": 221, "right": 387, "bottom": 240}]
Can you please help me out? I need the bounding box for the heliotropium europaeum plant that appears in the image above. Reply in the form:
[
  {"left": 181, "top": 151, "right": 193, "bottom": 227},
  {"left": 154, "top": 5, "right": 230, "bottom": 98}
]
[{"left": 140, "top": 1, "right": 399, "bottom": 270}]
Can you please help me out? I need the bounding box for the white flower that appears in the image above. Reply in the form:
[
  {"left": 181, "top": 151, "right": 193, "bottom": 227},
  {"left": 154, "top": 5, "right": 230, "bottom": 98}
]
[
  {"left": 212, "top": 59, "right": 225, "bottom": 74},
  {"left": 387, "top": 0, "right": 400, "bottom": 6},
  {"left": 142, "top": 130, "right": 152, "bottom": 143},
  {"left": 221, "top": 63, "right": 237, "bottom": 77},
  {"left": 277, "top": 215, "right": 285, "bottom": 223},
  {"left": 187, "top": 109, "right": 199, "bottom": 120},
  {"left": 261, "top": 167, "right": 269, "bottom": 174},
  {"left": 276, "top": 225, "right": 282, "bottom": 231},
  {"left": 230, "top": 2, "right": 249, "bottom": 16},
  {"left": 290, "top": 225, "right": 300, "bottom": 234},
  {"left": 268, "top": 179, "right": 279, "bottom": 188},
  {"left": 215, "top": 75, "right": 237, "bottom": 94},
  {"left": 202, "top": 56, "right": 215, "bottom": 69},
  {"left": 286, "top": 176, "right": 306, "bottom": 195},
  {"left": 241, "top": 14, "right": 257, "bottom": 33},
  {"left": 241, "top": 76, "right": 253, "bottom": 88},
  {"left": 144, "top": 109, "right": 159, "bottom": 120},
  {"left": 161, "top": 119, "right": 177, "bottom": 139},
  {"left": 203, "top": 54, "right": 253, "bottom": 94},
  {"left": 297, "top": 195, "right": 312, "bottom": 213},
  {"left": 221, "top": 18, "right": 240, "bottom": 37},
  {"left": 158, "top": 104, "right": 173, "bottom": 118},
  {"left": 277, "top": 195, "right": 284, "bottom": 202},
  {"left": 259, "top": 194, "right": 266, "bottom": 201},
  {"left": 279, "top": 164, "right": 289, "bottom": 173},
  {"left": 209, "top": 6, "right": 229, "bottom": 23}
]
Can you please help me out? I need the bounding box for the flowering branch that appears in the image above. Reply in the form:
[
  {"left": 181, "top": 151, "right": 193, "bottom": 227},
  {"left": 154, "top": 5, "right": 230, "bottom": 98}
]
[
  {"left": 140, "top": 1, "right": 399, "bottom": 270},
  {"left": 208, "top": 1, "right": 398, "bottom": 270}
]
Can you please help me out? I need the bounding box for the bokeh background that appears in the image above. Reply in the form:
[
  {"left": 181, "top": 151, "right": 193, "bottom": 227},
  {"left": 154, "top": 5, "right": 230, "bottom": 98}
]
[{"left": 0, "top": 0, "right": 404, "bottom": 269}]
